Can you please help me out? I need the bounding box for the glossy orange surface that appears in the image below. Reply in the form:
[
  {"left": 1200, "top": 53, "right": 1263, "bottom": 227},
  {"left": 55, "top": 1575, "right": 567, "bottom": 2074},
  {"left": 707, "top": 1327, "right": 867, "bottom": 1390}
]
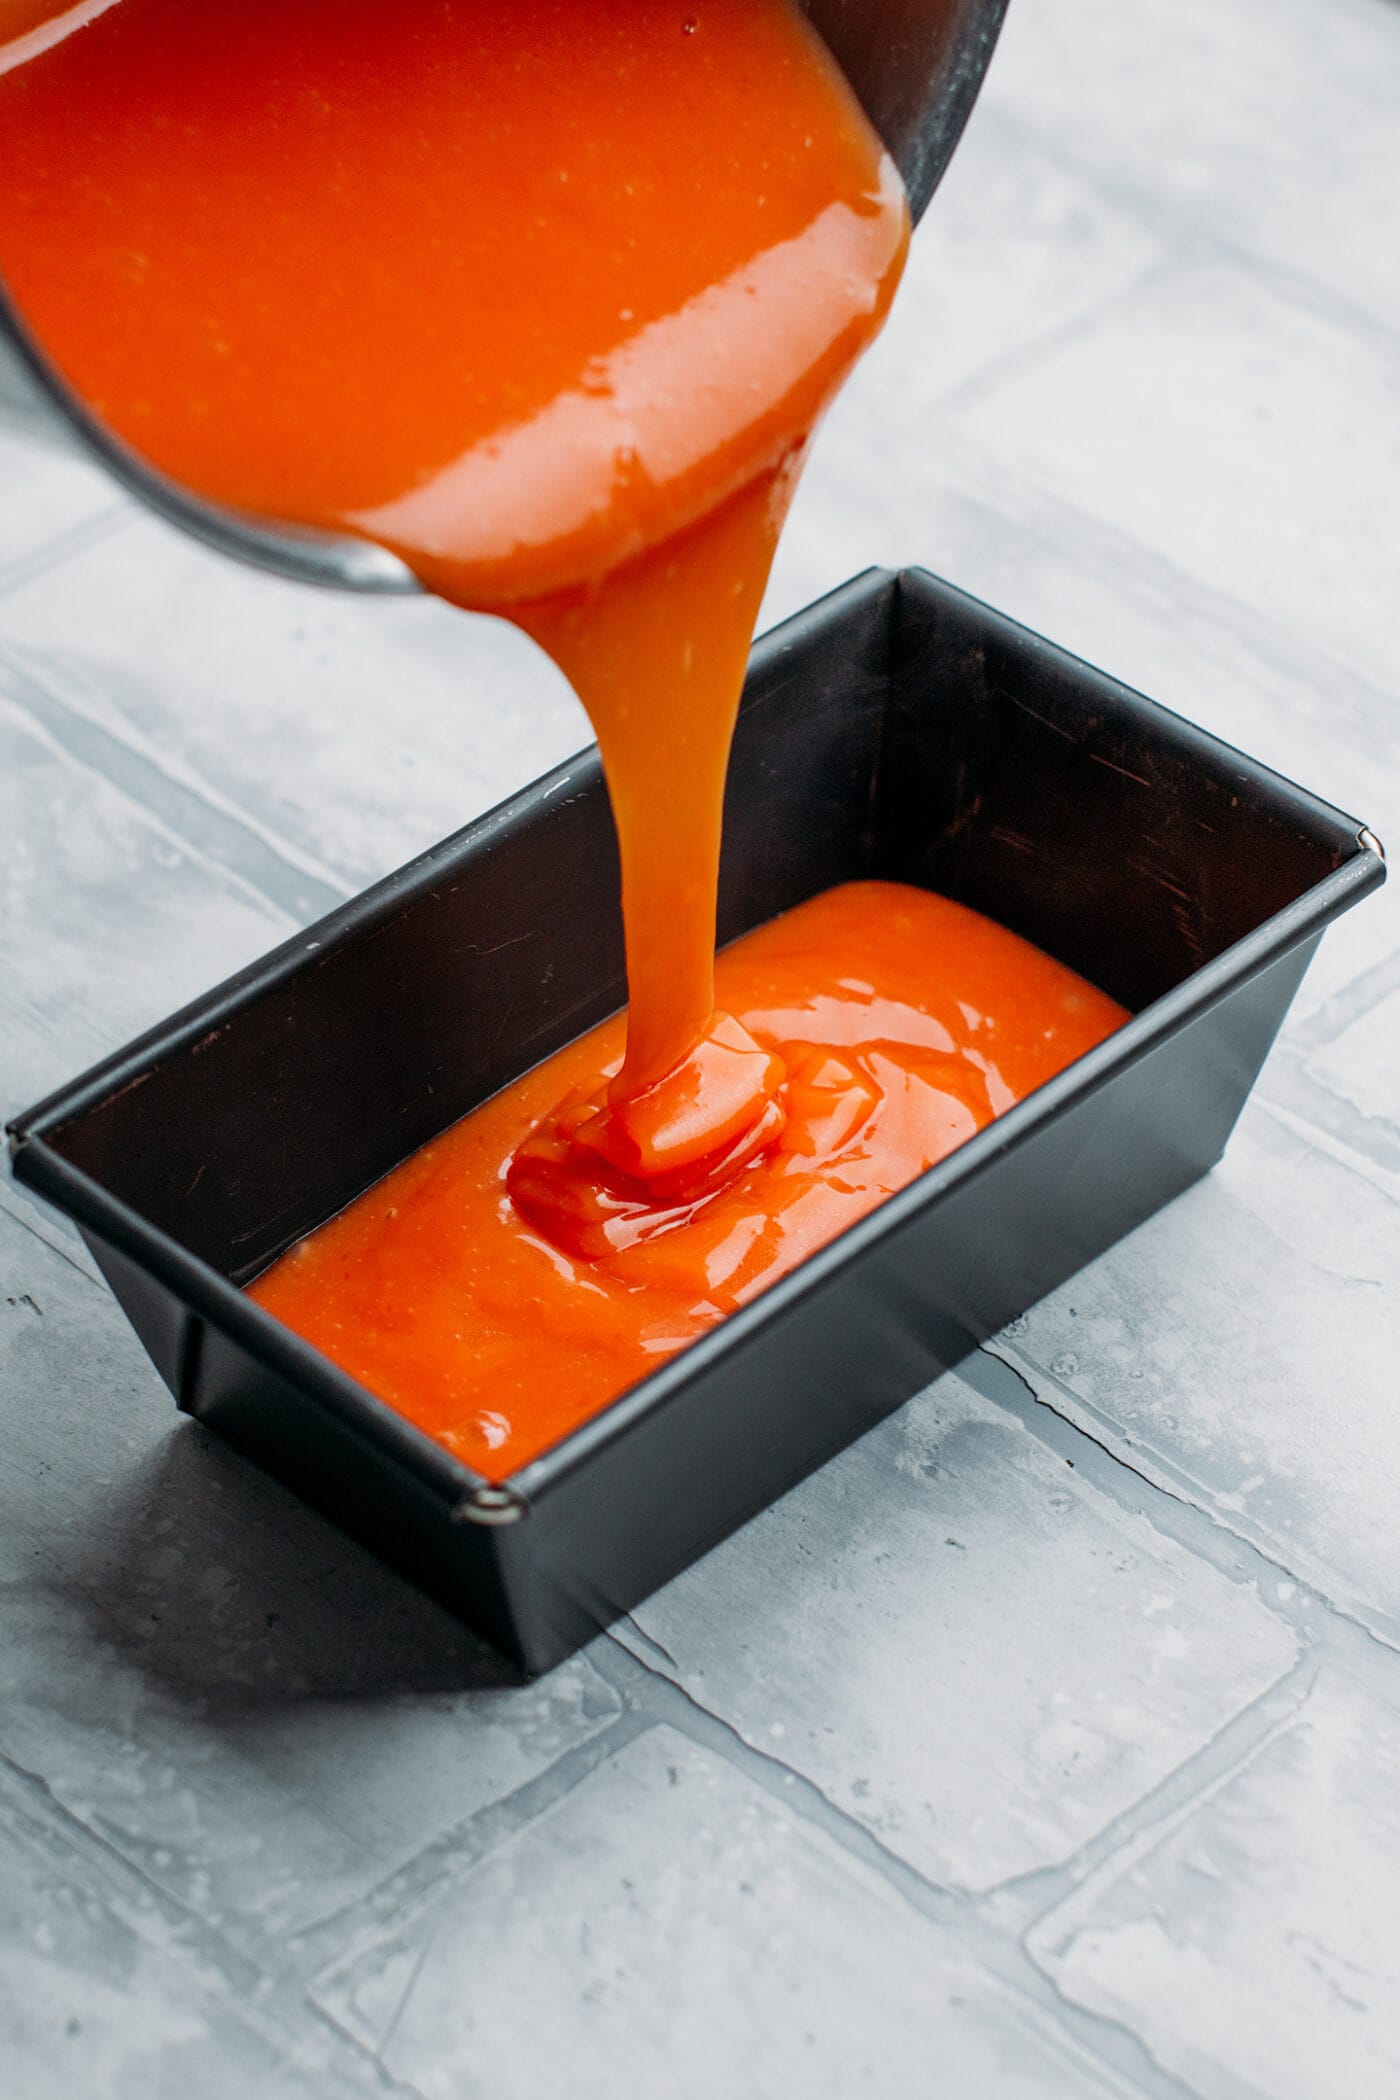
[
  {"left": 0, "top": 0, "right": 907, "bottom": 1112},
  {"left": 250, "top": 883, "right": 1128, "bottom": 1477}
]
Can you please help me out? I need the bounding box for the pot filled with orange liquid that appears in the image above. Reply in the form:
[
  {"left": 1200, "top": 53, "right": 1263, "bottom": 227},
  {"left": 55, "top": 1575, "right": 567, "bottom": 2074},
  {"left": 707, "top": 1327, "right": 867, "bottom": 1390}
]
[
  {"left": 0, "top": 0, "right": 938, "bottom": 1288},
  {"left": 0, "top": 0, "right": 1009, "bottom": 583}
]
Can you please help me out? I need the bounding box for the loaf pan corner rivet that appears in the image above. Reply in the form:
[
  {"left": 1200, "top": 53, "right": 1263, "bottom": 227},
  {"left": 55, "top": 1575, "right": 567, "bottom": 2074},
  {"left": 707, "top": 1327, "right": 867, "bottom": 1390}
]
[{"left": 454, "top": 1483, "right": 528, "bottom": 1527}]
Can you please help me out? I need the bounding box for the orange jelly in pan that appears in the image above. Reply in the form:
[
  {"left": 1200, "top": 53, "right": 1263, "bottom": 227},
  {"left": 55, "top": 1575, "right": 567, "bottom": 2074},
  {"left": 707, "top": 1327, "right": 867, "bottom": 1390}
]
[{"left": 0, "top": 1, "right": 1126, "bottom": 1471}]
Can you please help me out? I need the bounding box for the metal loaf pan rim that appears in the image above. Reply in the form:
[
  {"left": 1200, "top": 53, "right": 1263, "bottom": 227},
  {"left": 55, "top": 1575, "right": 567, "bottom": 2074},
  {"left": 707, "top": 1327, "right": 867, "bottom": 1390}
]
[{"left": 6, "top": 566, "right": 1386, "bottom": 1626}]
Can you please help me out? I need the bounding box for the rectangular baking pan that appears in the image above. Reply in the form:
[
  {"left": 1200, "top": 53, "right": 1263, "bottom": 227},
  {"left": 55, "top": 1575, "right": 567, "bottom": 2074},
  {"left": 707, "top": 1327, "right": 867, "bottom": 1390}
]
[{"left": 7, "top": 568, "right": 1384, "bottom": 1673}]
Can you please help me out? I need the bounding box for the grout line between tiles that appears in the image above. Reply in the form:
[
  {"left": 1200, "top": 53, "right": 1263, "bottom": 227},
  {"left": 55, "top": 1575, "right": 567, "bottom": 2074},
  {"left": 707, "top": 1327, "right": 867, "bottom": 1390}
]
[
  {"left": 0, "top": 1746, "right": 422, "bottom": 2100},
  {"left": 0, "top": 1177, "right": 103, "bottom": 1282},
  {"left": 0, "top": 640, "right": 353, "bottom": 924},
  {"left": 977, "top": 98, "right": 1400, "bottom": 361},
  {"left": 1253, "top": 1092, "right": 1400, "bottom": 1214},
  {"left": 1257, "top": 1060, "right": 1400, "bottom": 1201},
  {"left": 924, "top": 248, "right": 1189, "bottom": 424},
  {"left": 0, "top": 673, "right": 317, "bottom": 932},
  {"left": 920, "top": 423, "right": 1400, "bottom": 729},
  {"left": 1021, "top": 1666, "right": 1323, "bottom": 1960},
  {"left": 589, "top": 1633, "right": 1206, "bottom": 2100},
  {"left": 284, "top": 1706, "right": 653, "bottom": 1981},
  {"left": 975, "top": 1344, "right": 1400, "bottom": 1659},
  {"left": 0, "top": 503, "right": 132, "bottom": 603}
]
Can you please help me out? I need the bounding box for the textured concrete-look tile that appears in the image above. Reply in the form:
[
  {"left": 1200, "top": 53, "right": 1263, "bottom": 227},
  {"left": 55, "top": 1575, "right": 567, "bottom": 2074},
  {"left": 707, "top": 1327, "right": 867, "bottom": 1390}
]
[
  {"left": 0, "top": 1795, "right": 333, "bottom": 2100},
  {"left": 0, "top": 514, "right": 587, "bottom": 894},
  {"left": 765, "top": 123, "right": 1165, "bottom": 627},
  {"left": 757, "top": 55, "right": 1164, "bottom": 633},
  {"left": 0, "top": 681, "right": 291, "bottom": 1110},
  {"left": 4, "top": 0, "right": 1400, "bottom": 2083},
  {"left": 1001, "top": 1103, "right": 1400, "bottom": 1638},
  {"left": 1027, "top": 1659, "right": 1400, "bottom": 2100},
  {"left": 0, "top": 425, "right": 121, "bottom": 581},
  {"left": 1301, "top": 980, "right": 1400, "bottom": 1141},
  {"left": 0, "top": 1216, "right": 622, "bottom": 1951},
  {"left": 835, "top": 105, "right": 1164, "bottom": 417},
  {"left": 312, "top": 1726, "right": 1135, "bottom": 2100},
  {"left": 618, "top": 1371, "right": 1295, "bottom": 1892},
  {"left": 1266, "top": 956, "right": 1400, "bottom": 1194},
  {"left": 958, "top": 259, "right": 1400, "bottom": 692},
  {"left": 987, "top": 0, "right": 1400, "bottom": 335}
]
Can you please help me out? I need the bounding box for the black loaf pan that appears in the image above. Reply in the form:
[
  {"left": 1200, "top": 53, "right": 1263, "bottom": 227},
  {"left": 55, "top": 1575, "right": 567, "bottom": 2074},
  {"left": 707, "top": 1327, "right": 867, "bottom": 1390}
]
[{"left": 7, "top": 568, "right": 1385, "bottom": 1673}]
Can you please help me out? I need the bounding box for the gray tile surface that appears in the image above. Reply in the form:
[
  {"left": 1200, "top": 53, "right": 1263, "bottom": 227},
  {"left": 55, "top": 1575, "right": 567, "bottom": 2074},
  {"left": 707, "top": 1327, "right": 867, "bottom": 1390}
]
[
  {"left": 957, "top": 257, "right": 1400, "bottom": 690},
  {"left": 1028, "top": 1655, "right": 1400, "bottom": 2100},
  {"left": 0, "top": 1793, "right": 330, "bottom": 2100},
  {"left": 0, "top": 1212, "right": 623, "bottom": 1958},
  {"left": 618, "top": 1371, "right": 1296, "bottom": 1892},
  {"left": 0, "top": 521, "right": 585, "bottom": 899},
  {"left": 311, "top": 1727, "right": 1140, "bottom": 2100},
  {"left": 997, "top": 1106, "right": 1400, "bottom": 1643},
  {"left": 0, "top": 667, "right": 292, "bottom": 1105},
  {"left": 0, "top": 427, "right": 121, "bottom": 585},
  {"left": 3, "top": 0, "right": 1399, "bottom": 2092}
]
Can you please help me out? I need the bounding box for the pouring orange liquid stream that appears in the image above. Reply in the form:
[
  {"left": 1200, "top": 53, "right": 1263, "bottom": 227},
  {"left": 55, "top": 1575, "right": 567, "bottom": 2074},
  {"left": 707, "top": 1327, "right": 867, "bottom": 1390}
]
[{"left": 0, "top": 0, "right": 1126, "bottom": 1473}]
